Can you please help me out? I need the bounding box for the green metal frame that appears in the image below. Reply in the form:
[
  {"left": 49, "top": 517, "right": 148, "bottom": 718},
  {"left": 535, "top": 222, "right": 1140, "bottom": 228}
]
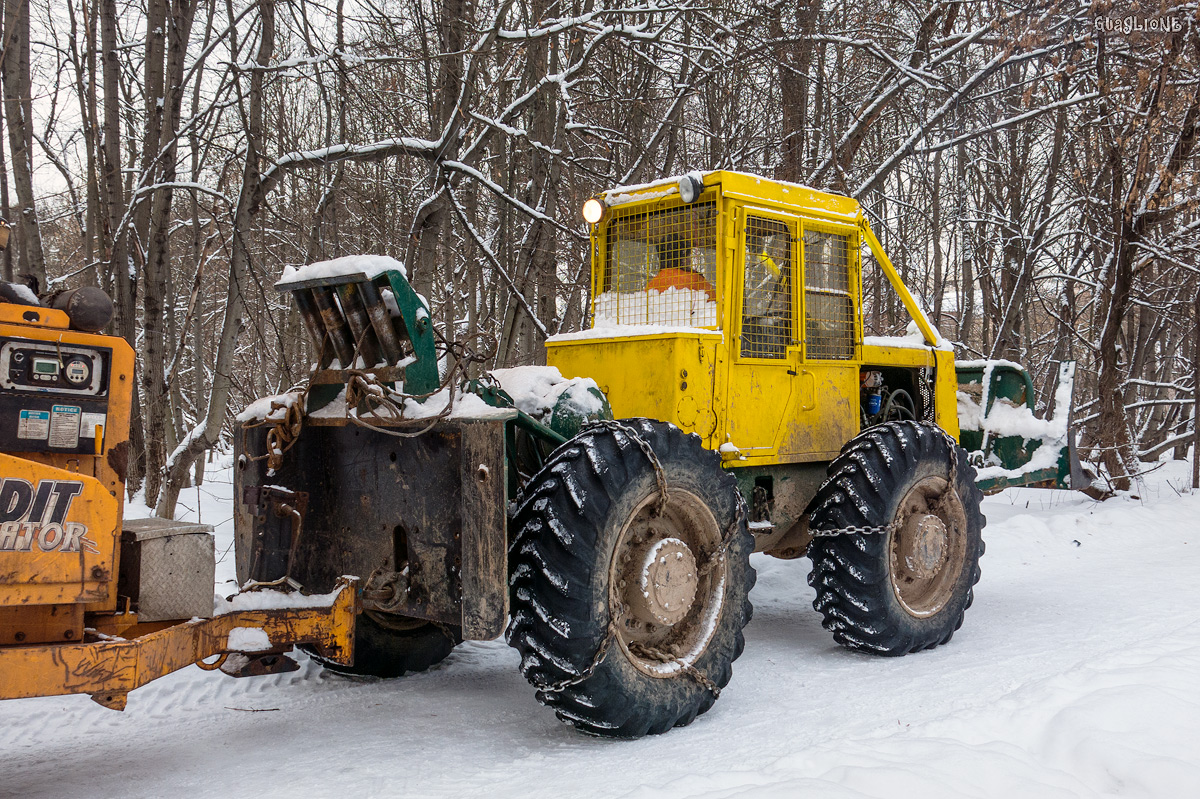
[
  {"left": 376, "top": 271, "right": 439, "bottom": 395},
  {"left": 956, "top": 361, "right": 1070, "bottom": 493}
]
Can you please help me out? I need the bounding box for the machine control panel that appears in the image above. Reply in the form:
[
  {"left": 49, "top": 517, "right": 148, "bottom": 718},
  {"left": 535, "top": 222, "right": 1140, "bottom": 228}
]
[
  {"left": 0, "top": 340, "right": 108, "bottom": 396},
  {"left": 0, "top": 336, "right": 111, "bottom": 455}
]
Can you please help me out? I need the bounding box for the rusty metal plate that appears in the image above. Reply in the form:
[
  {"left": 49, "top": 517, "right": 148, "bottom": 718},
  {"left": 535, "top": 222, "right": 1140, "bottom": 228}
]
[{"left": 235, "top": 418, "right": 509, "bottom": 639}]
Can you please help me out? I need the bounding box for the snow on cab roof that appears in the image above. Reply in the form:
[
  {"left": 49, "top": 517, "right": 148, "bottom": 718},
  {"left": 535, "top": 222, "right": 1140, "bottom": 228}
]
[{"left": 601, "top": 170, "right": 861, "bottom": 217}]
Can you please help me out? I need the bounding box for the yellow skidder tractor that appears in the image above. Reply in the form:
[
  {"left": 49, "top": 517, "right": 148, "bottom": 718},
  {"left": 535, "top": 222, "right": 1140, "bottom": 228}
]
[
  {"left": 232, "top": 171, "right": 986, "bottom": 738},
  {"left": 0, "top": 218, "right": 356, "bottom": 710}
]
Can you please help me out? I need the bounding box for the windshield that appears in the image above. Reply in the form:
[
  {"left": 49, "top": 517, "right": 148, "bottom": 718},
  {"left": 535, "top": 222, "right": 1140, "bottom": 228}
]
[{"left": 596, "top": 200, "right": 719, "bottom": 328}]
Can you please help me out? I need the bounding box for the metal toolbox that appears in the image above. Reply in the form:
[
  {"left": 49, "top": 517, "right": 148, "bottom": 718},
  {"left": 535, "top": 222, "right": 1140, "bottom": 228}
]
[{"left": 118, "top": 518, "right": 215, "bottom": 622}]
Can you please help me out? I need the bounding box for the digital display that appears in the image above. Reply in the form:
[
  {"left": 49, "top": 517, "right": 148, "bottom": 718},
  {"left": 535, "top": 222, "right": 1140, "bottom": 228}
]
[
  {"left": 32, "top": 358, "right": 59, "bottom": 376},
  {"left": 1, "top": 339, "right": 108, "bottom": 397}
]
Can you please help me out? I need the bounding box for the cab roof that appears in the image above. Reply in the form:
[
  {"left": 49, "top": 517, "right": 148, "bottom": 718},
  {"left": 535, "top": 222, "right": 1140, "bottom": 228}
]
[{"left": 601, "top": 170, "right": 861, "bottom": 223}]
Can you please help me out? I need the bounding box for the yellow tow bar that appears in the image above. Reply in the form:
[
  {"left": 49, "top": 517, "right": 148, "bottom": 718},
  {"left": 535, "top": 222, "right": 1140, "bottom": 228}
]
[{"left": 0, "top": 577, "right": 357, "bottom": 709}]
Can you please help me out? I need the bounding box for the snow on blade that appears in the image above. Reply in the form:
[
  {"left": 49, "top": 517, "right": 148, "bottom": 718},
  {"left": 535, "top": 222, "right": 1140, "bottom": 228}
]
[
  {"left": 214, "top": 584, "right": 344, "bottom": 614},
  {"left": 276, "top": 254, "right": 407, "bottom": 287}
]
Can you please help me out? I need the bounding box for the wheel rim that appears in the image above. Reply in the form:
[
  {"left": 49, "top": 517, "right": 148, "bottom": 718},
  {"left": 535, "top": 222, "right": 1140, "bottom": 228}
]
[
  {"left": 609, "top": 488, "right": 726, "bottom": 677},
  {"left": 889, "top": 475, "right": 968, "bottom": 617}
]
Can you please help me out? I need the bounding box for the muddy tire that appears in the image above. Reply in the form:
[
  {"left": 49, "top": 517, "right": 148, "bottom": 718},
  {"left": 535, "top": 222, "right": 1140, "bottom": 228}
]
[
  {"left": 305, "top": 613, "right": 461, "bottom": 678},
  {"left": 506, "top": 419, "right": 755, "bottom": 738},
  {"left": 807, "top": 420, "right": 985, "bottom": 655}
]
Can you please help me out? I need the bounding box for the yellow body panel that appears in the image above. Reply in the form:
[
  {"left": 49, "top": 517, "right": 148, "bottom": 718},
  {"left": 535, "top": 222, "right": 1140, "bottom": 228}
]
[
  {"left": 0, "top": 306, "right": 135, "bottom": 629},
  {"left": 548, "top": 331, "right": 723, "bottom": 448},
  {"left": 933, "top": 349, "right": 961, "bottom": 439},
  {"left": 554, "top": 170, "right": 963, "bottom": 470},
  {"left": 0, "top": 453, "right": 117, "bottom": 607}
]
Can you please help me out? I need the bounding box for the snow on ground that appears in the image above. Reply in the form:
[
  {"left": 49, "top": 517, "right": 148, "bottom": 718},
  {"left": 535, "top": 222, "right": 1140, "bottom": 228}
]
[{"left": 3, "top": 457, "right": 1200, "bottom": 798}]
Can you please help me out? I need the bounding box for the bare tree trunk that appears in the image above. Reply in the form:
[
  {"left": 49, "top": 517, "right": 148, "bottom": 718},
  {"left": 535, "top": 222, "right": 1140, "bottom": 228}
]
[
  {"left": 98, "top": 0, "right": 147, "bottom": 494},
  {"left": 1193, "top": 287, "right": 1199, "bottom": 489},
  {"left": 143, "top": 0, "right": 198, "bottom": 507},
  {"left": 772, "top": 0, "right": 819, "bottom": 183},
  {"left": 1, "top": 0, "right": 46, "bottom": 288},
  {"left": 158, "top": 0, "right": 275, "bottom": 518}
]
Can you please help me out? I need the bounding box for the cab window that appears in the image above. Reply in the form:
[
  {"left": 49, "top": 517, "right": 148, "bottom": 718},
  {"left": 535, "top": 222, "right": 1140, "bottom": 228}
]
[
  {"left": 803, "top": 229, "right": 855, "bottom": 360},
  {"left": 740, "top": 216, "right": 795, "bottom": 359},
  {"left": 598, "top": 201, "right": 719, "bottom": 327}
]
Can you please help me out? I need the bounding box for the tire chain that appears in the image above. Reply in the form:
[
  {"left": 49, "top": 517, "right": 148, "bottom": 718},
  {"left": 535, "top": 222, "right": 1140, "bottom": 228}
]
[
  {"left": 538, "top": 607, "right": 623, "bottom": 696},
  {"left": 811, "top": 423, "right": 961, "bottom": 538},
  {"left": 582, "top": 419, "right": 670, "bottom": 515},
  {"left": 627, "top": 641, "right": 723, "bottom": 698},
  {"left": 698, "top": 513, "right": 744, "bottom": 577}
]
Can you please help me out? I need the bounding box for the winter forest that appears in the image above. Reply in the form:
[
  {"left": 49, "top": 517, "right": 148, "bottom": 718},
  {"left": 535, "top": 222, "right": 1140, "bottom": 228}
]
[{"left": 1, "top": 0, "right": 1197, "bottom": 515}]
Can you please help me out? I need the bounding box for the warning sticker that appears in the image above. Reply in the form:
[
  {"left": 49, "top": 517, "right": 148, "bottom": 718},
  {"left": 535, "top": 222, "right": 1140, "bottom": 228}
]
[
  {"left": 80, "top": 412, "right": 106, "bottom": 439},
  {"left": 18, "top": 410, "right": 50, "bottom": 439},
  {"left": 48, "top": 405, "right": 81, "bottom": 449}
]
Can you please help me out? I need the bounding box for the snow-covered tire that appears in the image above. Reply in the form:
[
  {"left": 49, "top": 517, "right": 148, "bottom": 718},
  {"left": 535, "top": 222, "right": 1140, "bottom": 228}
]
[
  {"left": 305, "top": 613, "right": 460, "bottom": 678},
  {"left": 807, "top": 421, "right": 985, "bottom": 655},
  {"left": 506, "top": 419, "right": 755, "bottom": 738}
]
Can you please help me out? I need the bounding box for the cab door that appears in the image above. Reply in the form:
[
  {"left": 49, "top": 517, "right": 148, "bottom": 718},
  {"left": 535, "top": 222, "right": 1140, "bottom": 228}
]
[
  {"left": 794, "top": 219, "right": 861, "bottom": 458},
  {"left": 723, "top": 210, "right": 801, "bottom": 462}
]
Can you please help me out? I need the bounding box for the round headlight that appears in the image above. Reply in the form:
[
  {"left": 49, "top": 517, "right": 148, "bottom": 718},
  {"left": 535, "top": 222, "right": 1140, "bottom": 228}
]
[
  {"left": 582, "top": 198, "right": 605, "bottom": 225},
  {"left": 678, "top": 172, "right": 704, "bottom": 204}
]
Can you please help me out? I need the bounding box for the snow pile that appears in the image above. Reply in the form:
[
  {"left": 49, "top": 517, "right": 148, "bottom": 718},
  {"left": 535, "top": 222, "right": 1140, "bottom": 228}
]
[
  {"left": 864, "top": 320, "right": 953, "bottom": 351},
  {"left": 236, "top": 390, "right": 304, "bottom": 423},
  {"left": 276, "top": 254, "right": 406, "bottom": 288},
  {"left": 226, "top": 627, "right": 272, "bottom": 653},
  {"left": 3, "top": 459, "right": 1200, "bottom": 797},
  {"left": 593, "top": 286, "right": 718, "bottom": 328},
  {"left": 305, "top": 385, "right": 515, "bottom": 423},
  {"left": 490, "top": 366, "right": 605, "bottom": 421}
]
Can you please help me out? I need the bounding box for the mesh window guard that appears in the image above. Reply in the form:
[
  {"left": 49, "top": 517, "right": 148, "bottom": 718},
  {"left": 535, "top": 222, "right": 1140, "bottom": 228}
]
[
  {"left": 597, "top": 200, "right": 719, "bottom": 328},
  {"left": 803, "top": 229, "right": 855, "bottom": 360},
  {"left": 740, "top": 217, "right": 795, "bottom": 359}
]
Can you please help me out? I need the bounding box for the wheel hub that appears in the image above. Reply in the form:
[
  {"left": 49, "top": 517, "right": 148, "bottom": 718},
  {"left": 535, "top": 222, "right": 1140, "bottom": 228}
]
[
  {"left": 610, "top": 488, "right": 726, "bottom": 677},
  {"left": 630, "top": 537, "right": 698, "bottom": 626},
  {"left": 888, "top": 474, "right": 969, "bottom": 618},
  {"left": 902, "top": 514, "right": 948, "bottom": 579}
]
